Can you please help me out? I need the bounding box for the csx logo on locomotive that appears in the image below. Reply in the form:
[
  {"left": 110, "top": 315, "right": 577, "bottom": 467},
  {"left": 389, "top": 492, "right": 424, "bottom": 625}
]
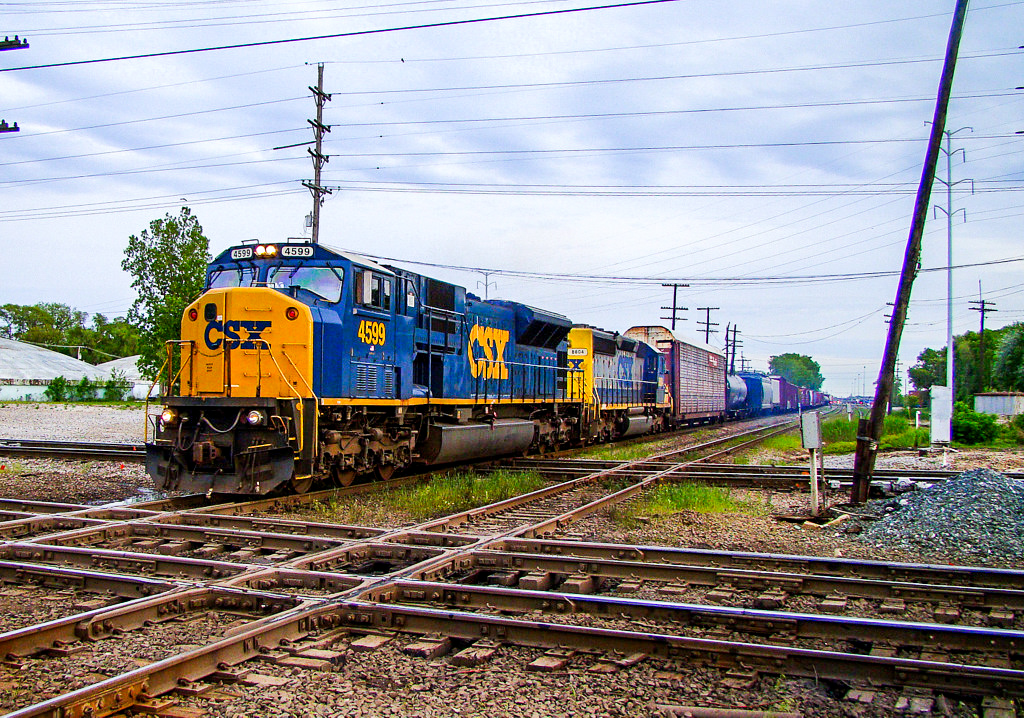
[
  {"left": 204, "top": 319, "right": 272, "bottom": 350},
  {"left": 467, "top": 324, "right": 510, "bottom": 379}
]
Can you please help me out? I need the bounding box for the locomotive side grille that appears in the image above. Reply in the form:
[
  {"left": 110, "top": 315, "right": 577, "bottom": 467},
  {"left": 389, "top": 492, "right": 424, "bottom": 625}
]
[
  {"left": 384, "top": 366, "right": 395, "bottom": 396},
  {"left": 356, "top": 363, "right": 379, "bottom": 393}
]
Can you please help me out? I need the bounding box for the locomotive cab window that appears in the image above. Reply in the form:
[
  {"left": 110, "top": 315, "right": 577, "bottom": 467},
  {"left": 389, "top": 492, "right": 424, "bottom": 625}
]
[
  {"left": 208, "top": 266, "right": 257, "bottom": 289},
  {"left": 357, "top": 271, "right": 392, "bottom": 311},
  {"left": 268, "top": 265, "right": 343, "bottom": 303}
]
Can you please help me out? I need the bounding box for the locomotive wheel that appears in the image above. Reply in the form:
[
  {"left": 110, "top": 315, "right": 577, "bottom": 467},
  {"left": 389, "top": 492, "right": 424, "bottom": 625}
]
[
  {"left": 291, "top": 473, "right": 314, "bottom": 493},
  {"left": 374, "top": 464, "right": 396, "bottom": 481},
  {"left": 332, "top": 467, "right": 356, "bottom": 487}
]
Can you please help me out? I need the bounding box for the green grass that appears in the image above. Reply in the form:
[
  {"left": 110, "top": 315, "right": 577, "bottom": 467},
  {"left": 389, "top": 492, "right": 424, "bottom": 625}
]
[
  {"left": 578, "top": 437, "right": 678, "bottom": 461},
  {"left": 389, "top": 469, "right": 546, "bottom": 519},
  {"left": 308, "top": 469, "right": 549, "bottom": 524},
  {"left": 757, "top": 434, "right": 802, "bottom": 452},
  {"left": 611, "top": 483, "right": 764, "bottom": 526}
]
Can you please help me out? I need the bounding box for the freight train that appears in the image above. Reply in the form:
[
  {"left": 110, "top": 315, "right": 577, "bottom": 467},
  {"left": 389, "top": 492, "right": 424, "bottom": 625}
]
[{"left": 145, "top": 241, "right": 829, "bottom": 495}]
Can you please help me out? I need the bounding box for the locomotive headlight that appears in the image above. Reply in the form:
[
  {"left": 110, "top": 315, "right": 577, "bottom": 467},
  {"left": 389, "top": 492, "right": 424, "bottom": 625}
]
[
  {"left": 160, "top": 408, "right": 179, "bottom": 427},
  {"left": 245, "top": 410, "right": 266, "bottom": 426},
  {"left": 255, "top": 245, "right": 266, "bottom": 257},
  {"left": 264, "top": 244, "right": 278, "bottom": 257}
]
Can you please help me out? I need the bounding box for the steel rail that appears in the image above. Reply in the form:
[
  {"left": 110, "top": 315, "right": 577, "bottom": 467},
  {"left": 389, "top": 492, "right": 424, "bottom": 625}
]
[
  {"left": 498, "top": 537, "right": 1024, "bottom": 590},
  {"left": 367, "top": 579, "right": 1024, "bottom": 653},
  {"left": 411, "top": 420, "right": 800, "bottom": 535},
  {"left": 0, "top": 438, "right": 145, "bottom": 462},
  {"left": 7, "top": 597, "right": 1024, "bottom": 718},
  {"left": 418, "top": 549, "right": 1024, "bottom": 610}
]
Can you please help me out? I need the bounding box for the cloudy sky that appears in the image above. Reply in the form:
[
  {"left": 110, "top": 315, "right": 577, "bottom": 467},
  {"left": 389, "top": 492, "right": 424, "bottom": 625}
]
[{"left": 2, "top": 0, "right": 1021, "bottom": 396}]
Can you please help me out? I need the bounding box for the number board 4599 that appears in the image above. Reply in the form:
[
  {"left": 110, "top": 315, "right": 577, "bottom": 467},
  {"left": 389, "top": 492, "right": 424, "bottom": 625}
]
[{"left": 358, "top": 320, "right": 386, "bottom": 346}]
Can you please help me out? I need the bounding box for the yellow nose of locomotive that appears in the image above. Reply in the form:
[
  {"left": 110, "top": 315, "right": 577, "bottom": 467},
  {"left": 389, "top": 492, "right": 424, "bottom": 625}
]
[{"left": 179, "top": 287, "right": 314, "bottom": 399}]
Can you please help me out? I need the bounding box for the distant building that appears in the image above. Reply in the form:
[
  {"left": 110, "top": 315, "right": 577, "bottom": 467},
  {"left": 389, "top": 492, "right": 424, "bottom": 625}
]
[
  {"left": 0, "top": 338, "right": 108, "bottom": 401},
  {"left": 974, "top": 392, "right": 1024, "bottom": 418},
  {"left": 94, "top": 355, "right": 158, "bottom": 400}
]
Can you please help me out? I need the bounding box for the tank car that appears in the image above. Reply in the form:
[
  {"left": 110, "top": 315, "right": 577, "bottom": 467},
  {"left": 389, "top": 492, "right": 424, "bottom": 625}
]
[{"left": 738, "top": 372, "right": 775, "bottom": 417}]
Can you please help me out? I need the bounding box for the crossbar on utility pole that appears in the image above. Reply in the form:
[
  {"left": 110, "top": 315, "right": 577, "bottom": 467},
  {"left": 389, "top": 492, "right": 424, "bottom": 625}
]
[
  {"left": 661, "top": 283, "right": 689, "bottom": 331},
  {"left": 850, "top": 0, "right": 970, "bottom": 504},
  {"left": 302, "top": 63, "right": 332, "bottom": 244},
  {"left": 696, "top": 306, "right": 720, "bottom": 344}
]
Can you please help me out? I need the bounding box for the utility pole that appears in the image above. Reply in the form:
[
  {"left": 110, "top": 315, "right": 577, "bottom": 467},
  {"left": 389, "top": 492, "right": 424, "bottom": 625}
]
[
  {"left": 729, "top": 326, "right": 741, "bottom": 374},
  {"left": 696, "top": 306, "right": 720, "bottom": 344},
  {"left": 933, "top": 125, "right": 972, "bottom": 424},
  {"left": 660, "top": 283, "right": 689, "bottom": 331},
  {"left": 851, "top": 0, "right": 969, "bottom": 505},
  {"left": 1, "top": 35, "right": 29, "bottom": 134},
  {"left": 303, "top": 63, "right": 332, "bottom": 244},
  {"left": 969, "top": 282, "right": 997, "bottom": 393},
  {"left": 477, "top": 271, "right": 497, "bottom": 300}
]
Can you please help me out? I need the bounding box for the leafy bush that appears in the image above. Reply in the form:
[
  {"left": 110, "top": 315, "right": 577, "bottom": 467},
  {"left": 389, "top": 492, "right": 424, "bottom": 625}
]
[
  {"left": 102, "top": 369, "right": 132, "bottom": 401},
  {"left": 1005, "top": 414, "right": 1024, "bottom": 445},
  {"left": 44, "top": 376, "right": 70, "bottom": 401},
  {"left": 951, "top": 402, "right": 1000, "bottom": 444},
  {"left": 69, "top": 377, "right": 96, "bottom": 402}
]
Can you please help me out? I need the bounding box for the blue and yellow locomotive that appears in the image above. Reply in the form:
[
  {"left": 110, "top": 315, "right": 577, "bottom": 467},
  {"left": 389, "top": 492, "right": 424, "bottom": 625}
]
[{"left": 146, "top": 241, "right": 669, "bottom": 494}]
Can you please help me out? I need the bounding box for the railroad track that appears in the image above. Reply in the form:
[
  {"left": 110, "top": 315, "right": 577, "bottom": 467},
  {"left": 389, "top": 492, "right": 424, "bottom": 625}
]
[
  {"left": 2, "top": 416, "right": 1023, "bottom": 717},
  {"left": 0, "top": 438, "right": 146, "bottom": 462},
  {"left": 501, "top": 458, "right": 1024, "bottom": 490}
]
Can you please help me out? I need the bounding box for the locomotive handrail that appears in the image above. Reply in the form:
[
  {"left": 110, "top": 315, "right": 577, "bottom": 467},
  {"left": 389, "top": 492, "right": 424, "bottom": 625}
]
[
  {"left": 144, "top": 340, "right": 195, "bottom": 442},
  {"left": 471, "top": 356, "right": 563, "bottom": 403},
  {"left": 248, "top": 339, "right": 319, "bottom": 457}
]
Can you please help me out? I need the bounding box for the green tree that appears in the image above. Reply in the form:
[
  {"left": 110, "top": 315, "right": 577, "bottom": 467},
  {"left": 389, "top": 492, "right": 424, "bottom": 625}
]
[
  {"left": 768, "top": 353, "right": 824, "bottom": 390},
  {"left": 0, "top": 303, "right": 140, "bottom": 363},
  {"left": 910, "top": 324, "right": 1019, "bottom": 403},
  {"left": 122, "top": 207, "right": 210, "bottom": 378},
  {"left": 992, "top": 324, "right": 1024, "bottom": 392},
  {"left": 908, "top": 346, "right": 946, "bottom": 393}
]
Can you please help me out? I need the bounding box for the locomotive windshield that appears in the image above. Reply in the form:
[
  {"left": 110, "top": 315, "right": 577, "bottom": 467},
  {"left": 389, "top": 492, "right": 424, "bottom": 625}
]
[
  {"left": 208, "top": 266, "right": 258, "bottom": 289},
  {"left": 268, "top": 265, "right": 344, "bottom": 303}
]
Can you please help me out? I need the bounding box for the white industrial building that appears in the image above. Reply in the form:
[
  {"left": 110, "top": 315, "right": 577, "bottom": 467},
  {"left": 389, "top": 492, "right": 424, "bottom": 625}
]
[
  {"left": 0, "top": 338, "right": 111, "bottom": 400},
  {"left": 974, "top": 392, "right": 1024, "bottom": 418},
  {"left": 94, "top": 355, "right": 158, "bottom": 400}
]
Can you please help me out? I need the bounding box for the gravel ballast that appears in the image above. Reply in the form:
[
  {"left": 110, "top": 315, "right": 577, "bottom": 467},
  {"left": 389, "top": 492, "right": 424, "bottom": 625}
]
[{"left": 860, "top": 467, "right": 1024, "bottom": 563}]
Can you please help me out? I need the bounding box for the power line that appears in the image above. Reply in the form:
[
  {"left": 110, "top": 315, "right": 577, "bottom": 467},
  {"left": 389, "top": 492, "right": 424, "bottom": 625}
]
[
  {"left": 348, "top": 251, "right": 1024, "bottom": 287},
  {"left": 1, "top": 0, "right": 684, "bottom": 73}
]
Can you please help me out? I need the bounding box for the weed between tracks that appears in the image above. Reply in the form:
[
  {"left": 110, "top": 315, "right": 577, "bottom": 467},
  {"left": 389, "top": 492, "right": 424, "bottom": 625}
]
[
  {"left": 307, "top": 469, "right": 548, "bottom": 524},
  {"left": 609, "top": 483, "right": 765, "bottom": 527},
  {"left": 578, "top": 436, "right": 684, "bottom": 461}
]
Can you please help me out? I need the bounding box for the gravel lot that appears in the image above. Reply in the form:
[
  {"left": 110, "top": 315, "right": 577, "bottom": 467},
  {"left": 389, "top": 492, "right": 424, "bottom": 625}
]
[{"left": 0, "top": 402, "right": 148, "bottom": 443}]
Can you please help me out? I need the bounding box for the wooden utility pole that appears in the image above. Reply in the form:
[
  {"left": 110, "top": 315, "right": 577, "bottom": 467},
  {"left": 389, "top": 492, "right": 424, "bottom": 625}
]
[
  {"left": 970, "top": 284, "right": 997, "bottom": 392},
  {"left": 696, "top": 306, "right": 720, "bottom": 344},
  {"left": 729, "top": 326, "right": 741, "bottom": 374},
  {"left": 303, "top": 63, "right": 332, "bottom": 244},
  {"left": 851, "top": 0, "right": 970, "bottom": 504},
  {"left": 660, "top": 283, "right": 689, "bottom": 331}
]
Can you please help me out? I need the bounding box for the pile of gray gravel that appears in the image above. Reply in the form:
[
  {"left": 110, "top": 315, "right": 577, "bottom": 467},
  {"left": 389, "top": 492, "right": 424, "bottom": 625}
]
[{"left": 859, "top": 468, "right": 1024, "bottom": 563}]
